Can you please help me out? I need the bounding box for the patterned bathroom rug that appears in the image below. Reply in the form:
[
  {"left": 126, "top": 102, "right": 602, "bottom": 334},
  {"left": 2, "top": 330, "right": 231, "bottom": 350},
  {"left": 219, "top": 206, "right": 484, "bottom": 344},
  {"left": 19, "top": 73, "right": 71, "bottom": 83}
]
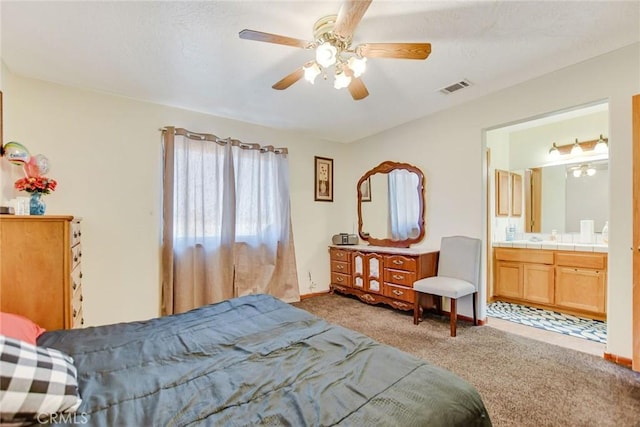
[{"left": 487, "top": 301, "right": 607, "bottom": 344}]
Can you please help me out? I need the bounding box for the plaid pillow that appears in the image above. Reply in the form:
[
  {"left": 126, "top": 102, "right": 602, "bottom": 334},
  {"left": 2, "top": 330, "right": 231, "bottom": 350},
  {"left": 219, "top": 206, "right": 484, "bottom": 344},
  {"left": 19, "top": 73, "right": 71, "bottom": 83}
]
[{"left": 0, "top": 335, "right": 82, "bottom": 424}]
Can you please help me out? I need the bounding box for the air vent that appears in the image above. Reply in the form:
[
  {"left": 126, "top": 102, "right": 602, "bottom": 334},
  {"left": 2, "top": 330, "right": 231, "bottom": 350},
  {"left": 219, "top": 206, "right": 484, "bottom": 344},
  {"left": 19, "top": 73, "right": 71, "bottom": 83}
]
[{"left": 439, "top": 79, "right": 472, "bottom": 94}]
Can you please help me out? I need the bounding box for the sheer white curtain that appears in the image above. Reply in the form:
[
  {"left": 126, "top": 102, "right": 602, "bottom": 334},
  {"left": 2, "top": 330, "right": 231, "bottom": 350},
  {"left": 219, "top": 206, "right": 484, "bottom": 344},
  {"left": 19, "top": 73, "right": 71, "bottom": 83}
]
[
  {"left": 388, "top": 169, "right": 420, "bottom": 240},
  {"left": 162, "top": 128, "right": 299, "bottom": 315}
]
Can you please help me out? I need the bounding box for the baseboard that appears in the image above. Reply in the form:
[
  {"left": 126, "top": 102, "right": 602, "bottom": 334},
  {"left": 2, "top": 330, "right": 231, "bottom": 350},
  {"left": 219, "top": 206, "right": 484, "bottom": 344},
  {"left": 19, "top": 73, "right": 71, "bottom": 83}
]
[
  {"left": 603, "top": 352, "right": 633, "bottom": 369},
  {"left": 300, "top": 290, "right": 331, "bottom": 300}
]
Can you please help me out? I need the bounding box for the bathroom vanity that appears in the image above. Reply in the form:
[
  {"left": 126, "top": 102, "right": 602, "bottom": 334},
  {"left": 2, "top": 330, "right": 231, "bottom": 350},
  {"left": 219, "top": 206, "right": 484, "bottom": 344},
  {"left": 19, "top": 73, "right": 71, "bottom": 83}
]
[{"left": 493, "top": 244, "right": 607, "bottom": 320}]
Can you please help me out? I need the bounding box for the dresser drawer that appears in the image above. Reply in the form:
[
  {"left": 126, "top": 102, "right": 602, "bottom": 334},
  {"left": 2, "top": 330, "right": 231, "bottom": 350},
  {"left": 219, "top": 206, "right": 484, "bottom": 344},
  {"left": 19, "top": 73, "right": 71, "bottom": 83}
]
[
  {"left": 331, "top": 260, "right": 350, "bottom": 274},
  {"left": 384, "top": 255, "right": 417, "bottom": 272},
  {"left": 71, "top": 243, "right": 82, "bottom": 269},
  {"left": 330, "top": 249, "right": 351, "bottom": 262},
  {"left": 70, "top": 221, "right": 82, "bottom": 247},
  {"left": 384, "top": 268, "right": 416, "bottom": 287},
  {"left": 331, "top": 272, "right": 352, "bottom": 287},
  {"left": 71, "top": 265, "right": 82, "bottom": 293},
  {"left": 384, "top": 283, "right": 415, "bottom": 303}
]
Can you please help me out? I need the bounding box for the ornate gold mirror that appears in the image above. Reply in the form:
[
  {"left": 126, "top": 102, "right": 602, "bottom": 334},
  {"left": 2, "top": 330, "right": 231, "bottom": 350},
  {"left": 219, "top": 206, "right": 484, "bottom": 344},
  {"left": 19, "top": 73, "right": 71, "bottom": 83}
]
[{"left": 357, "top": 161, "right": 425, "bottom": 248}]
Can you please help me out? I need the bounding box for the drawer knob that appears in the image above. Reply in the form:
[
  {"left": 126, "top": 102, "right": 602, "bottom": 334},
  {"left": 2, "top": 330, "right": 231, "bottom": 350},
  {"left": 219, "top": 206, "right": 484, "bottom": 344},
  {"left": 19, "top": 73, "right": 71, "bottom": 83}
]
[
  {"left": 392, "top": 289, "right": 404, "bottom": 296},
  {"left": 337, "top": 265, "right": 343, "bottom": 270},
  {"left": 337, "top": 277, "right": 343, "bottom": 282},
  {"left": 392, "top": 274, "right": 404, "bottom": 280},
  {"left": 393, "top": 260, "right": 403, "bottom": 265}
]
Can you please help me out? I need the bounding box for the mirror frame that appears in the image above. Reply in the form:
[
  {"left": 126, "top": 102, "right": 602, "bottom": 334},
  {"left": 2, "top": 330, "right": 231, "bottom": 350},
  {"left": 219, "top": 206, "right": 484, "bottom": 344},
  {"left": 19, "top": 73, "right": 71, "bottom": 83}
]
[{"left": 357, "top": 161, "right": 426, "bottom": 248}]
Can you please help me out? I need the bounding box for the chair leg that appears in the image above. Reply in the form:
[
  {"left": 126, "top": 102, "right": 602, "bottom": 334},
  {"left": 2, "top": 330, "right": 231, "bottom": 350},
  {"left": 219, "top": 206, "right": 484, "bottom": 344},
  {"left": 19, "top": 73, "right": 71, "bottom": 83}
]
[
  {"left": 413, "top": 293, "right": 421, "bottom": 325},
  {"left": 450, "top": 298, "right": 457, "bottom": 337},
  {"left": 435, "top": 295, "right": 442, "bottom": 315},
  {"left": 472, "top": 292, "right": 478, "bottom": 326}
]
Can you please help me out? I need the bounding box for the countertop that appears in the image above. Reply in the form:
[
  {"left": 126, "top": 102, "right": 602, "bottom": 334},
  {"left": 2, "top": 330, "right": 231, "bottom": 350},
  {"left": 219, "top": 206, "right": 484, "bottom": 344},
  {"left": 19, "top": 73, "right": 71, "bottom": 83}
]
[{"left": 492, "top": 240, "right": 608, "bottom": 253}]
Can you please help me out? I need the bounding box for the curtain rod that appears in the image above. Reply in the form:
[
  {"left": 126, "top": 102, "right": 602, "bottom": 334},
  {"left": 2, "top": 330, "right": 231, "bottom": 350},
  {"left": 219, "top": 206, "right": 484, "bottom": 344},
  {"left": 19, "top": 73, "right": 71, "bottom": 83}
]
[{"left": 160, "top": 127, "right": 288, "bottom": 154}]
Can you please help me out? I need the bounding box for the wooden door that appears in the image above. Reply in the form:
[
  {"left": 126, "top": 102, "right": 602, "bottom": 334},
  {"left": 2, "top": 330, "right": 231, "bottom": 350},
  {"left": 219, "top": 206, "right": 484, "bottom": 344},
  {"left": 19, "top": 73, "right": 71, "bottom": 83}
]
[
  {"left": 555, "top": 267, "right": 606, "bottom": 314},
  {"left": 365, "top": 252, "right": 384, "bottom": 294},
  {"left": 511, "top": 172, "right": 523, "bottom": 217},
  {"left": 495, "top": 169, "right": 510, "bottom": 216},
  {"left": 525, "top": 168, "right": 542, "bottom": 232}
]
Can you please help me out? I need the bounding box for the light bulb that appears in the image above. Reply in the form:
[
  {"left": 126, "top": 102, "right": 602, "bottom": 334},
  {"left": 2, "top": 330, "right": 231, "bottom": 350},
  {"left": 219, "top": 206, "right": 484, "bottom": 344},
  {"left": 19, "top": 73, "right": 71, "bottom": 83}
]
[
  {"left": 572, "top": 169, "right": 582, "bottom": 178},
  {"left": 548, "top": 143, "right": 560, "bottom": 160},
  {"left": 316, "top": 42, "right": 337, "bottom": 68},
  {"left": 334, "top": 71, "right": 352, "bottom": 89},
  {"left": 594, "top": 135, "right": 608, "bottom": 153},
  {"left": 587, "top": 166, "right": 596, "bottom": 176},
  {"left": 303, "top": 62, "right": 321, "bottom": 84},
  {"left": 347, "top": 57, "right": 367, "bottom": 78},
  {"left": 570, "top": 139, "right": 583, "bottom": 156}
]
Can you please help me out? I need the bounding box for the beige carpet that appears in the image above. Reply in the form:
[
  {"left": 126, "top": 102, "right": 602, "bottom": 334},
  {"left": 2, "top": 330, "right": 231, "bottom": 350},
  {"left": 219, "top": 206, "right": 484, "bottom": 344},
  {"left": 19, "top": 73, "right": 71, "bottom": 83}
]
[{"left": 293, "top": 294, "right": 640, "bottom": 427}]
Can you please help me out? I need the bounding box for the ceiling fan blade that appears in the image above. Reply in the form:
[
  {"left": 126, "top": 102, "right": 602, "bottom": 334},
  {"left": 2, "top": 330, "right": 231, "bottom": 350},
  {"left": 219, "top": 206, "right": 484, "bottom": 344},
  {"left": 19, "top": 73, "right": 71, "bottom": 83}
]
[
  {"left": 272, "top": 67, "right": 305, "bottom": 90},
  {"left": 348, "top": 77, "right": 369, "bottom": 100},
  {"left": 239, "top": 29, "right": 311, "bottom": 49},
  {"left": 356, "top": 43, "right": 432, "bottom": 60},
  {"left": 333, "top": 0, "right": 372, "bottom": 39}
]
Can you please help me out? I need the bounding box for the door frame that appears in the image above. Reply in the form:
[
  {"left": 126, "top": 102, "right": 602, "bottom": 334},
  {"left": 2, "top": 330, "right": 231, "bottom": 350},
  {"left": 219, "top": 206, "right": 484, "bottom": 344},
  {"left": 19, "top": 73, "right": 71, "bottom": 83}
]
[{"left": 632, "top": 94, "right": 639, "bottom": 372}]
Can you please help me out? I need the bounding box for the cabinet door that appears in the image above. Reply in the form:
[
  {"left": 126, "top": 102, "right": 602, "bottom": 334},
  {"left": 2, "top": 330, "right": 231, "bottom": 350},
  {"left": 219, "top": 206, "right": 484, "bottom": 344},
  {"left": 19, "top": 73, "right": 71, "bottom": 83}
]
[
  {"left": 495, "top": 261, "right": 523, "bottom": 298},
  {"left": 353, "top": 252, "right": 366, "bottom": 290},
  {"left": 495, "top": 169, "right": 510, "bottom": 216},
  {"left": 555, "top": 267, "right": 606, "bottom": 314},
  {"left": 365, "top": 253, "right": 384, "bottom": 294},
  {"left": 523, "top": 264, "right": 554, "bottom": 304}
]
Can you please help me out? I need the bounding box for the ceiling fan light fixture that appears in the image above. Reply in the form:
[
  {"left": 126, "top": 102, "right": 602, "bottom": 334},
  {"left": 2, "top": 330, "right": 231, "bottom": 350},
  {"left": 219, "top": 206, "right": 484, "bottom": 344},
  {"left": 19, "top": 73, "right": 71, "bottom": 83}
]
[
  {"left": 334, "top": 71, "right": 352, "bottom": 89},
  {"left": 316, "top": 42, "right": 337, "bottom": 68},
  {"left": 347, "top": 56, "right": 367, "bottom": 78},
  {"left": 303, "top": 62, "right": 321, "bottom": 84}
]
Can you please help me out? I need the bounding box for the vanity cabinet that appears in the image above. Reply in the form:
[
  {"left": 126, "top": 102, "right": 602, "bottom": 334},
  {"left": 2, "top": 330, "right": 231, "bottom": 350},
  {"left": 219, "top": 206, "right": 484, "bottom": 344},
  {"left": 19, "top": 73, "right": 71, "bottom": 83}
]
[
  {"left": 493, "top": 247, "right": 606, "bottom": 320},
  {"left": 330, "top": 246, "right": 438, "bottom": 311}
]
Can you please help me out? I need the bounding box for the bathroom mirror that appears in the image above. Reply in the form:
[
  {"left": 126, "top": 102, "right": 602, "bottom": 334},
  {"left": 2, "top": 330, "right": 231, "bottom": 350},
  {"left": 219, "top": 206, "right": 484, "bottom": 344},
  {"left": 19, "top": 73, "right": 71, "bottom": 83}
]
[
  {"left": 357, "top": 161, "right": 425, "bottom": 248},
  {"left": 521, "top": 159, "right": 608, "bottom": 233}
]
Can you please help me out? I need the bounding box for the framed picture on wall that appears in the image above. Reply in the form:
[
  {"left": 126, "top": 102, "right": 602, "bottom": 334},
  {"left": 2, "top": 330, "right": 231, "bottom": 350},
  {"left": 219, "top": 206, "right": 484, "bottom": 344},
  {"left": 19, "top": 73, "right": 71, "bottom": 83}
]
[
  {"left": 314, "top": 156, "right": 333, "bottom": 202},
  {"left": 361, "top": 177, "right": 371, "bottom": 202}
]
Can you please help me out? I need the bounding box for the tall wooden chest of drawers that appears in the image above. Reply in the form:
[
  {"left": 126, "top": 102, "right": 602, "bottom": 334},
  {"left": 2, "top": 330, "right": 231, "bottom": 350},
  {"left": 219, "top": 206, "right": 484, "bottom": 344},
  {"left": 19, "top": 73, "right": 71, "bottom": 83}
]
[
  {"left": 329, "top": 245, "right": 439, "bottom": 311},
  {"left": 0, "top": 215, "right": 84, "bottom": 331}
]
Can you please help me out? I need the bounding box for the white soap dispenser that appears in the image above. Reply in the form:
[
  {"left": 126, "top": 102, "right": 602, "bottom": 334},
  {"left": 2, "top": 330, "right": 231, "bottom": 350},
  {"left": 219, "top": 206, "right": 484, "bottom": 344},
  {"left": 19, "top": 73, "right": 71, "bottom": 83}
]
[{"left": 601, "top": 221, "right": 609, "bottom": 245}]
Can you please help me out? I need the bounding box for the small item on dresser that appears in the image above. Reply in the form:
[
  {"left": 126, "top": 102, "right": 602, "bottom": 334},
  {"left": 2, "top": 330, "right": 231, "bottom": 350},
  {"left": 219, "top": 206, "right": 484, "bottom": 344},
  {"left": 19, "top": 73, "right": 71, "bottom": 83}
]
[
  {"left": 0, "top": 206, "right": 15, "bottom": 215},
  {"left": 332, "top": 233, "right": 358, "bottom": 245},
  {"left": 550, "top": 229, "right": 557, "bottom": 241}
]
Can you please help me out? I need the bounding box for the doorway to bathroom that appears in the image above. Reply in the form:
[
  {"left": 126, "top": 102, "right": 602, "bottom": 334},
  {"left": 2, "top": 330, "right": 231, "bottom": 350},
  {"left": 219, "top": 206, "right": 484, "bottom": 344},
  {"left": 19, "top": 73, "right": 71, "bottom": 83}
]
[{"left": 484, "top": 101, "right": 609, "bottom": 355}]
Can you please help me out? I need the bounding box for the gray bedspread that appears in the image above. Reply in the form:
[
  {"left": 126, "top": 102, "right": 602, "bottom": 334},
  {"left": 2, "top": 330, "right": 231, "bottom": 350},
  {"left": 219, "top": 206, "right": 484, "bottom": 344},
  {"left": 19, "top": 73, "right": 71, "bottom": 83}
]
[{"left": 38, "top": 294, "right": 492, "bottom": 426}]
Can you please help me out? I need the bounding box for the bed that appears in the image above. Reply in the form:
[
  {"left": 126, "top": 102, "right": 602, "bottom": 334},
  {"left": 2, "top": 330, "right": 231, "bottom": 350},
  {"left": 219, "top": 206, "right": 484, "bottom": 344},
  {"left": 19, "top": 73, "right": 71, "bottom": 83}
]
[{"left": 33, "top": 294, "right": 491, "bottom": 426}]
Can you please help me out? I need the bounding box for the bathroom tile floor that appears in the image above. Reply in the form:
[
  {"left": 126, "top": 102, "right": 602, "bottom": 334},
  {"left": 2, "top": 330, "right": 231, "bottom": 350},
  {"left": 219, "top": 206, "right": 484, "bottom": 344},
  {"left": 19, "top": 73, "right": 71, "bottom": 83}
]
[{"left": 486, "top": 302, "right": 606, "bottom": 357}]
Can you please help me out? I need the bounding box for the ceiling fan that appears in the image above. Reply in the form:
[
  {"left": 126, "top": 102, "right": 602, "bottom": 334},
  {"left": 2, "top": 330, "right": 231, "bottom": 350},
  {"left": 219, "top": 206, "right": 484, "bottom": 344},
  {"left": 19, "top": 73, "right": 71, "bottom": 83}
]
[{"left": 239, "top": 0, "right": 431, "bottom": 101}]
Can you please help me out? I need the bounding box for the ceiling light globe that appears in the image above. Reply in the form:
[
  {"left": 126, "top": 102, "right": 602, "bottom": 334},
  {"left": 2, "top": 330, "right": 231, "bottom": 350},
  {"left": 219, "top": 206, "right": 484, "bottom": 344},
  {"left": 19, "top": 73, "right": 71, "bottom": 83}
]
[
  {"left": 587, "top": 167, "right": 596, "bottom": 176},
  {"left": 334, "top": 72, "right": 352, "bottom": 90},
  {"left": 347, "top": 57, "right": 367, "bottom": 78},
  {"left": 303, "top": 62, "right": 321, "bottom": 84},
  {"left": 572, "top": 169, "right": 582, "bottom": 178},
  {"left": 316, "top": 42, "right": 337, "bottom": 68}
]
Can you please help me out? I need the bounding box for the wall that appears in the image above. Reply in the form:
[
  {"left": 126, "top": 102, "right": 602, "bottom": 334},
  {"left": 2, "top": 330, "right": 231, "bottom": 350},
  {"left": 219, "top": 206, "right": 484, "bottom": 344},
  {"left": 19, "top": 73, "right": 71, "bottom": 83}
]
[
  {"left": 1, "top": 69, "right": 350, "bottom": 326},
  {"left": 346, "top": 43, "right": 639, "bottom": 358}
]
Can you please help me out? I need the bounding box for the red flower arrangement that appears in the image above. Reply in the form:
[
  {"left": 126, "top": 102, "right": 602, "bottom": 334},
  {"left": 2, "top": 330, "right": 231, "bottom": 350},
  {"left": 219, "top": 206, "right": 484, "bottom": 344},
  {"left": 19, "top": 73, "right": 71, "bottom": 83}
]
[{"left": 14, "top": 176, "right": 58, "bottom": 194}]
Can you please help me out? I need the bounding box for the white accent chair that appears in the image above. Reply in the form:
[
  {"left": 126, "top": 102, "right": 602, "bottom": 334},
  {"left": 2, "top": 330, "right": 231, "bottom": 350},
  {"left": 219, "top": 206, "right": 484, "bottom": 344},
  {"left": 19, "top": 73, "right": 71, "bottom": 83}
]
[{"left": 412, "top": 236, "right": 482, "bottom": 337}]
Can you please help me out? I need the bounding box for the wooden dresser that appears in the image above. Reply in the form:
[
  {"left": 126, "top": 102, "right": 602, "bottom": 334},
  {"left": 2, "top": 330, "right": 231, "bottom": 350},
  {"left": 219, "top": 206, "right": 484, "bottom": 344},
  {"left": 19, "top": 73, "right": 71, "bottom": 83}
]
[
  {"left": 330, "top": 245, "right": 439, "bottom": 311},
  {"left": 0, "top": 215, "right": 84, "bottom": 331}
]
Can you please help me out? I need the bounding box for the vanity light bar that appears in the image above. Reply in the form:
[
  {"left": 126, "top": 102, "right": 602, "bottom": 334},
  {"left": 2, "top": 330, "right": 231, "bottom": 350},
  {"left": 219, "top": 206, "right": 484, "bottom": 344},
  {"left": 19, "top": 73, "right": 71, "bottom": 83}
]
[{"left": 552, "top": 136, "right": 608, "bottom": 155}]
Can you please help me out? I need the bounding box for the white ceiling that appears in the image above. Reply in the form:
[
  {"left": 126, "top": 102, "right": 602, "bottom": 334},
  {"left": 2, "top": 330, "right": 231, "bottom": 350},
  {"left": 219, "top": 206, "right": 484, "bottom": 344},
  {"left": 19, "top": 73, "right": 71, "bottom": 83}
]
[{"left": 1, "top": 1, "right": 639, "bottom": 143}]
